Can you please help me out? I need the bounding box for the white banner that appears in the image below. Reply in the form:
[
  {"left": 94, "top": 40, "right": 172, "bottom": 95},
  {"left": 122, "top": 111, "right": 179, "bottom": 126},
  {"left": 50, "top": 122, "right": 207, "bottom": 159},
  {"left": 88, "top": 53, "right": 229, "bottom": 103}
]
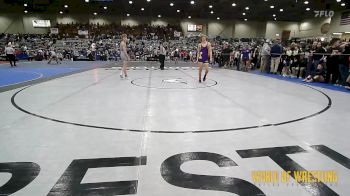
[
  {"left": 187, "top": 24, "right": 196, "bottom": 32},
  {"left": 32, "top": 20, "right": 51, "bottom": 28},
  {"left": 187, "top": 24, "right": 202, "bottom": 32},
  {"left": 78, "top": 30, "right": 89, "bottom": 35},
  {"left": 50, "top": 28, "right": 59, "bottom": 34}
]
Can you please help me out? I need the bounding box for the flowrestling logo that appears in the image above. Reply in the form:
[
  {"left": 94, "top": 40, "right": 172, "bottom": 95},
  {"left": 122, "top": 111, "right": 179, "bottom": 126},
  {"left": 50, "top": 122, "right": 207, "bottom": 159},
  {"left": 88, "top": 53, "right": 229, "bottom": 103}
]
[{"left": 314, "top": 10, "right": 335, "bottom": 18}]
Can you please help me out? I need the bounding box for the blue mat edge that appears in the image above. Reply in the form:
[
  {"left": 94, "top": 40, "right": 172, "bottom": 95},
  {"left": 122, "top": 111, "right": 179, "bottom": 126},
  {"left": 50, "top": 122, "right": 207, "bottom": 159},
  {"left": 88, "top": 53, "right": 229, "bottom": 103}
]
[{"left": 251, "top": 70, "right": 350, "bottom": 94}]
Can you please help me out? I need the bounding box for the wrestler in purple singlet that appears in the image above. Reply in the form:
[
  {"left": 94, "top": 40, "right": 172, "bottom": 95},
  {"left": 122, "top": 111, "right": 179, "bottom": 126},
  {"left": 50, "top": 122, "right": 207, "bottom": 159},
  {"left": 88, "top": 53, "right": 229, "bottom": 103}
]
[{"left": 199, "top": 44, "right": 209, "bottom": 63}]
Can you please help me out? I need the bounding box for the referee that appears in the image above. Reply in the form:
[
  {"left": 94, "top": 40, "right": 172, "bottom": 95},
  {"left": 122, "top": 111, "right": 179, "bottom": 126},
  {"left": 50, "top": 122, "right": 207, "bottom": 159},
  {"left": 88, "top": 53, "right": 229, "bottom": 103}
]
[
  {"left": 159, "top": 43, "right": 166, "bottom": 70},
  {"left": 5, "top": 42, "right": 16, "bottom": 67}
]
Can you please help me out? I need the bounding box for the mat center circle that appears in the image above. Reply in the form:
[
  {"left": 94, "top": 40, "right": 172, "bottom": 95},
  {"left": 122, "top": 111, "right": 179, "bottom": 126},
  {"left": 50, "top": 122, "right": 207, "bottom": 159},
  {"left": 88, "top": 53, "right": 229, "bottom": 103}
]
[{"left": 131, "top": 76, "right": 217, "bottom": 89}]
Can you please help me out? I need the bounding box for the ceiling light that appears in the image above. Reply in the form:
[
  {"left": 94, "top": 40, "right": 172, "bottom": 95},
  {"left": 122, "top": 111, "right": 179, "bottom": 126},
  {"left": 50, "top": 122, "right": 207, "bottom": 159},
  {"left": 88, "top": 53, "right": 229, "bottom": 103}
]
[
  {"left": 104, "top": 6, "right": 107, "bottom": 10},
  {"left": 85, "top": 0, "right": 89, "bottom": 2},
  {"left": 273, "top": 14, "right": 276, "bottom": 17},
  {"left": 64, "top": 5, "right": 68, "bottom": 8},
  {"left": 209, "top": 5, "right": 213, "bottom": 8},
  {"left": 190, "top": 1, "right": 195, "bottom": 5},
  {"left": 274, "top": 18, "right": 277, "bottom": 20},
  {"left": 336, "top": 0, "right": 341, "bottom": 2},
  {"left": 242, "top": 13, "right": 246, "bottom": 15},
  {"left": 245, "top": 7, "right": 249, "bottom": 10},
  {"left": 341, "top": 3, "right": 345, "bottom": 6},
  {"left": 270, "top": 5, "right": 274, "bottom": 8},
  {"left": 129, "top": 1, "right": 133, "bottom": 4},
  {"left": 333, "top": 32, "right": 342, "bottom": 35},
  {"left": 147, "top": 0, "right": 151, "bottom": 2},
  {"left": 217, "top": 17, "right": 220, "bottom": 20},
  {"left": 93, "top": 12, "right": 97, "bottom": 15},
  {"left": 141, "top": 8, "right": 145, "bottom": 11},
  {"left": 306, "top": 7, "right": 310, "bottom": 11},
  {"left": 59, "top": 11, "right": 63, "bottom": 14},
  {"left": 280, "top": 9, "right": 284, "bottom": 12},
  {"left": 127, "top": 13, "right": 130, "bottom": 16},
  {"left": 188, "top": 16, "right": 191, "bottom": 18},
  {"left": 177, "top": 9, "right": 180, "bottom": 12},
  {"left": 244, "top": 19, "right": 247, "bottom": 21},
  {"left": 24, "top": 10, "right": 28, "bottom": 13},
  {"left": 232, "top": 3, "right": 236, "bottom": 6},
  {"left": 210, "top": 11, "right": 214, "bottom": 14},
  {"left": 304, "top": 1, "right": 309, "bottom": 4},
  {"left": 24, "top": 3, "right": 27, "bottom": 6},
  {"left": 158, "top": 15, "right": 161, "bottom": 18},
  {"left": 170, "top": 3, "right": 174, "bottom": 6}
]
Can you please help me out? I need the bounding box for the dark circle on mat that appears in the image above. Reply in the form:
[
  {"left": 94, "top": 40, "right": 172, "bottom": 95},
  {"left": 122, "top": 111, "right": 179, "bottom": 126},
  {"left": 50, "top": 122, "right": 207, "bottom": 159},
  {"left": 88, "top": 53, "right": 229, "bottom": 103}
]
[
  {"left": 11, "top": 82, "right": 331, "bottom": 134},
  {"left": 131, "top": 76, "right": 218, "bottom": 89}
]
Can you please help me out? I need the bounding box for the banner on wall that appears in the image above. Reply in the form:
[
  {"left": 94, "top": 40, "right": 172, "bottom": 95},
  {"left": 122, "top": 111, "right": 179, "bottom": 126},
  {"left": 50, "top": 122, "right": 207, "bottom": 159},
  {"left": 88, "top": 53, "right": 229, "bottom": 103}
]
[
  {"left": 32, "top": 20, "right": 51, "bottom": 28},
  {"left": 340, "top": 11, "right": 350, "bottom": 26},
  {"left": 196, "top": 25, "right": 203, "bottom": 32},
  {"left": 187, "top": 24, "right": 203, "bottom": 32},
  {"left": 78, "top": 30, "right": 89, "bottom": 35},
  {"left": 50, "top": 28, "right": 59, "bottom": 34}
]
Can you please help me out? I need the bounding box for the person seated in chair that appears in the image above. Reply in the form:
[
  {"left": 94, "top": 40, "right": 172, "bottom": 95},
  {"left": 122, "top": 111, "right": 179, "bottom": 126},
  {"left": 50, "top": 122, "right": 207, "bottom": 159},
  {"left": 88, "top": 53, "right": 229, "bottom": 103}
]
[{"left": 303, "top": 63, "right": 325, "bottom": 83}]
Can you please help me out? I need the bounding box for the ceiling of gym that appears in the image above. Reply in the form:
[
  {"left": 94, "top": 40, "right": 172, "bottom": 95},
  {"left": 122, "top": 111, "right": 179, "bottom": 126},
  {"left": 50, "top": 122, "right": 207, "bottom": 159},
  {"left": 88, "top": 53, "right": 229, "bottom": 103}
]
[{"left": 0, "top": 0, "right": 348, "bottom": 21}]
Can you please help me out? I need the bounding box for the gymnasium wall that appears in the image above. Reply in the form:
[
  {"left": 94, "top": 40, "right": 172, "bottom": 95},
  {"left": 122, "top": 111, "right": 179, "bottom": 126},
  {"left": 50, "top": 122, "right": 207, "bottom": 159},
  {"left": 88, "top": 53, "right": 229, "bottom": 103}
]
[
  {"left": 0, "top": 13, "right": 348, "bottom": 39},
  {"left": 56, "top": 15, "right": 88, "bottom": 25},
  {"left": 265, "top": 21, "right": 300, "bottom": 39},
  {"left": 0, "top": 15, "right": 18, "bottom": 33},
  {"left": 0, "top": 14, "right": 55, "bottom": 34},
  {"left": 234, "top": 21, "right": 266, "bottom": 38},
  {"left": 207, "top": 21, "right": 234, "bottom": 38},
  {"left": 299, "top": 18, "right": 332, "bottom": 38},
  {"left": 329, "top": 11, "right": 350, "bottom": 33},
  {"left": 121, "top": 16, "right": 150, "bottom": 26}
]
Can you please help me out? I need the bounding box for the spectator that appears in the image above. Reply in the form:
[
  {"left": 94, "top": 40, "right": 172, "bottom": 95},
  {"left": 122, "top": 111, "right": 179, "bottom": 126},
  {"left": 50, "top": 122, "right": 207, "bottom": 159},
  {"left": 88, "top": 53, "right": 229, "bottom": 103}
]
[
  {"left": 303, "top": 63, "right": 325, "bottom": 83},
  {"left": 251, "top": 46, "right": 259, "bottom": 70},
  {"left": 282, "top": 47, "right": 292, "bottom": 76},
  {"left": 326, "top": 38, "right": 341, "bottom": 84},
  {"left": 338, "top": 42, "right": 350, "bottom": 86},
  {"left": 222, "top": 42, "right": 232, "bottom": 68},
  {"left": 313, "top": 42, "right": 326, "bottom": 70},
  {"left": 289, "top": 42, "right": 300, "bottom": 77},
  {"left": 241, "top": 45, "right": 251, "bottom": 72},
  {"left": 234, "top": 49, "right": 241, "bottom": 70},
  {"left": 260, "top": 40, "right": 271, "bottom": 72},
  {"left": 270, "top": 40, "right": 283, "bottom": 74}
]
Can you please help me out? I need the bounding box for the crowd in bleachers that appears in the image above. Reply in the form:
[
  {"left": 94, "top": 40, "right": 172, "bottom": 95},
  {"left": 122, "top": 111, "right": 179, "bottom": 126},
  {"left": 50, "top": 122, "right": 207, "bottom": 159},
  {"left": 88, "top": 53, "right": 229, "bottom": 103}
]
[
  {"left": 0, "top": 24, "right": 182, "bottom": 61},
  {"left": 56, "top": 23, "right": 182, "bottom": 40},
  {"left": 1, "top": 23, "right": 349, "bottom": 89}
]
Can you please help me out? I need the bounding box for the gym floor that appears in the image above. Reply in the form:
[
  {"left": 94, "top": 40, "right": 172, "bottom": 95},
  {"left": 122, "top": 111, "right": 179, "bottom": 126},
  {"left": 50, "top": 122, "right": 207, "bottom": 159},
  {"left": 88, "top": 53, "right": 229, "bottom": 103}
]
[{"left": 0, "top": 61, "right": 349, "bottom": 196}]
